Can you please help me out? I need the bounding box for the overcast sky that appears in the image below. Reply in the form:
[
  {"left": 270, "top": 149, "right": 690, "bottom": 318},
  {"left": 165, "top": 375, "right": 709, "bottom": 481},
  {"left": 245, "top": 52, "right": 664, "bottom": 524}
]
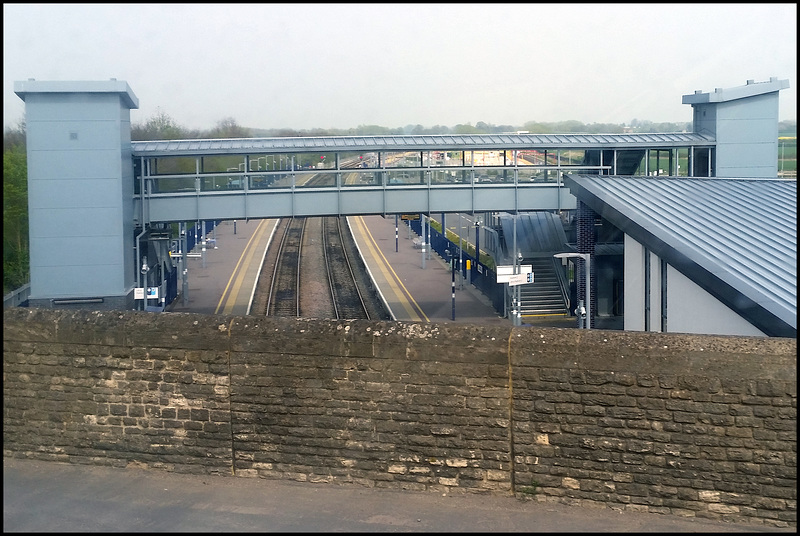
[{"left": 3, "top": 3, "right": 797, "bottom": 132}]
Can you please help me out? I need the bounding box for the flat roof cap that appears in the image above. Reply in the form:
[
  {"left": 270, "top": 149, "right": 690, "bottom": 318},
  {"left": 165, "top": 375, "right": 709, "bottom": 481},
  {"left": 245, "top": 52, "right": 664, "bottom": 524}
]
[
  {"left": 14, "top": 79, "right": 139, "bottom": 109},
  {"left": 682, "top": 77, "right": 789, "bottom": 105}
]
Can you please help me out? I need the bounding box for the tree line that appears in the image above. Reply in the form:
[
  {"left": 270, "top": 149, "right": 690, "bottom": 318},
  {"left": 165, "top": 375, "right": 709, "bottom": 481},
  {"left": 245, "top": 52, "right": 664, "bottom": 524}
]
[
  {"left": 3, "top": 114, "right": 796, "bottom": 295},
  {"left": 133, "top": 112, "right": 696, "bottom": 140},
  {"left": 4, "top": 122, "right": 28, "bottom": 295}
]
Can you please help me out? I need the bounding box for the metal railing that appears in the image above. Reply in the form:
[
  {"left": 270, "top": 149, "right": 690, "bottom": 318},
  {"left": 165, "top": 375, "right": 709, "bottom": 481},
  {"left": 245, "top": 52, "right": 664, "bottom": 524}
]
[{"left": 3, "top": 283, "right": 30, "bottom": 308}]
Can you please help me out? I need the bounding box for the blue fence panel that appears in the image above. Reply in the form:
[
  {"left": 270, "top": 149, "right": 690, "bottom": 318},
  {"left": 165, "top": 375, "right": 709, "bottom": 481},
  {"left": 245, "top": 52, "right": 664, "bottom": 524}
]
[
  {"left": 408, "top": 218, "right": 504, "bottom": 316},
  {"left": 182, "top": 220, "right": 220, "bottom": 254},
  {"left": 165, "top": 265, "right": 178, "bottom": 306}
]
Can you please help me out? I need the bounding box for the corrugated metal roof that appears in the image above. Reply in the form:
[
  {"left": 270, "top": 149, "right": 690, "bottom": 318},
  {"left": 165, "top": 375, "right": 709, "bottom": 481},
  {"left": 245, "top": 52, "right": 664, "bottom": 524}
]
[
  {"left": 131, "top": 132, "right": 715, "bottom": 157},
  {"left": 564, "top": 175, "right": 797, "bottom": 337},
  {"left": 497, "top": 212, "right": 570, "bottom": 258}
]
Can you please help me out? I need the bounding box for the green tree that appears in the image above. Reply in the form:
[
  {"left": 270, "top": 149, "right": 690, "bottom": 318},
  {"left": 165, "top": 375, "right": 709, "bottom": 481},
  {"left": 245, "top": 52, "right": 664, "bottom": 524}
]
[
  {"left": 207, "top": 117, "right": 252, "bottom": 138},
  {"left": 452, "top": 123, "right": 481, "bottom": 134},
  {"left": 131, "top": 108, "right": 190, "bottom": 140},
  {"left": 351, "top": 124, "right": 397, "bottom": 136},
  {"left": 3, "top": 119, "right": 26, "bottom": 151},
  {"left": 778, "top": 120, "right": 796, "bottom": 137},
  {"left": 3, "top": 124, "right": 29, "bottom": 294},
  {"left": 520, "top": 121, "right": 554, "bottom": 134}
]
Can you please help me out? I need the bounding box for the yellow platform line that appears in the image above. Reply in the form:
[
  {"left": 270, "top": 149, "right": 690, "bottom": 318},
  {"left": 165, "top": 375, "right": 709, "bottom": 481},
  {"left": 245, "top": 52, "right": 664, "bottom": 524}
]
[
  {"left": 216, "top": 219, "right": 271, "bottom": 315},
  {"left": 350, "top": 216, "right": 428, "bottom": 322}
]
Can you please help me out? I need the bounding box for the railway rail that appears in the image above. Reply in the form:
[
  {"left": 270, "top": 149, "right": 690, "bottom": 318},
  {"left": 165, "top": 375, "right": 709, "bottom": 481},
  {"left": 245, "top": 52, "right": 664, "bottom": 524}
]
[
  {"left": 260, "top": 216, "right": 384, "bottom": 320},
  {"left": 265, "top": 217, "right": 304, "bottom": 317},
  {"left": 323, "top": 216, "right": 370, "bottom": 319}
]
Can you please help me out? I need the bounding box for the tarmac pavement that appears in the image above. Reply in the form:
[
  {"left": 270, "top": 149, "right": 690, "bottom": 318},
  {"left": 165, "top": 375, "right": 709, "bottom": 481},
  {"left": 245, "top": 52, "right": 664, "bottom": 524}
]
[{"left": 4, "top": 457, "right": 790, "bottom": 532}]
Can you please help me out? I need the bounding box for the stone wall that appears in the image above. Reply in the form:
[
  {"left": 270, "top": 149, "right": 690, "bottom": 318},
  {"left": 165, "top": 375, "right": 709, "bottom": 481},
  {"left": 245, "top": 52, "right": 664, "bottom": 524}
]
[{"left": 3, "top": 308, "right": 796, "bottom": 527}]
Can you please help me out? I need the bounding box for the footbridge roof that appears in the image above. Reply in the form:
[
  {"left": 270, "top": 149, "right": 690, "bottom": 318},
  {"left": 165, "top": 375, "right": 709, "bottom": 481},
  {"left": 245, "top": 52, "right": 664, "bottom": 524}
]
[{"left": 131, "top": 132, "right": 715, "bottom": 157}]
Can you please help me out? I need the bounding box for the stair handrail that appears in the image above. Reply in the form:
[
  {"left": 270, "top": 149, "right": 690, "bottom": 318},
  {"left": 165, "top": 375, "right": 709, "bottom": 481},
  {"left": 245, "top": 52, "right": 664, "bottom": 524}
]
[{"left": 550, "top": 254, "right": 571, "bottom": 312}]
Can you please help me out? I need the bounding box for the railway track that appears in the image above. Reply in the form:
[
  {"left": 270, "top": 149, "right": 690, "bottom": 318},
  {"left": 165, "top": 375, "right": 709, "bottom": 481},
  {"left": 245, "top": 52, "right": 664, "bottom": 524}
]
[
  {"left": 259, "top": 216, "right": 385, "bottom": 320},
  {"left": 265, "top": 217, "right": 304, "bottom": 317},
  {"left": 323, "top": 216, "right": 369, "bottom": 319}
]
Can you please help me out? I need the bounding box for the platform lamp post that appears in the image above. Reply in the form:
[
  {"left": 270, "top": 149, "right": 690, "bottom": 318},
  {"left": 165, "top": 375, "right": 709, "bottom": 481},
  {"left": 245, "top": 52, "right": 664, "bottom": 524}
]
[{"left": 554, "top": 252, "right": 591, "bottom": 329}]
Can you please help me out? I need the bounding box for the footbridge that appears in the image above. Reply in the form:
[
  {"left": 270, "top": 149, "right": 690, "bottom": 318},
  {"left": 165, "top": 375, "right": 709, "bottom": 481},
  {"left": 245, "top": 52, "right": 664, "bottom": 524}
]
[{"left": 132, "top": 132, "right": 715, "bottom": 224}]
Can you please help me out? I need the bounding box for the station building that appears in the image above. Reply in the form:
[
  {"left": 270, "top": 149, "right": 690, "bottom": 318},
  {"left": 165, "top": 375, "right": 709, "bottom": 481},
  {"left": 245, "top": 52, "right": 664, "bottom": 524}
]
[{"left": 11, "top": 77, "right": 794, "bottom": 337}]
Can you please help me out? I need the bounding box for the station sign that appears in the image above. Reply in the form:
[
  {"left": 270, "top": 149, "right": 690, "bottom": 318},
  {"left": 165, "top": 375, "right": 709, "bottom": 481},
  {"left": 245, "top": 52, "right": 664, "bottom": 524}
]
[
  {"left": 400, "top": 214, "right": 420, "bottom": 221},
  {"left": 496, "top": 264, "right": 532, "bottom": 283}
]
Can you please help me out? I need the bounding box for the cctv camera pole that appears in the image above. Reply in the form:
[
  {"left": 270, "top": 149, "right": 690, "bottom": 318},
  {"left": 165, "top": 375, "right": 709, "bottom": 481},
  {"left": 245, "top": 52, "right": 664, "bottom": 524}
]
[
  {"left": 201, "top": 220, "right": 207, "bottom": 269},
  {"left": 585, "top": 254, "right": 591, "bottom": 329},
  {"left": 181, "top": 222, "right": 189, "bottom": 305},
  {"left": 474, "top": 218, "right": 480, "bottom": 283},
  {"left": 427, "top": 212, "right": 432, "bottom": 261},
  {"left": 421, "top": 215, "right": 426, "bottom": 270}
]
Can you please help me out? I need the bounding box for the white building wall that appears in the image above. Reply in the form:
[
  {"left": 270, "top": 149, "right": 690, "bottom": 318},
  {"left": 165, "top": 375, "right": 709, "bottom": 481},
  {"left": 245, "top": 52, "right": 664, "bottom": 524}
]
[
  {"left": 714, "top": 93, "right": 780, "bottom": 178},
  {"left": 648, "top": 250, "right": 662, "bottom": 332},
  {"left": 666, "top": 266, "right": 766, "bottom": 337},
  {"left": 685, "top": 79, "right": 788, "bottom": 178},
  {"left": 622, "top": 234, "right": 765, "bottom": 337},
  {"left": 623, "top": 235, "right": 645, "bottom": 331}
]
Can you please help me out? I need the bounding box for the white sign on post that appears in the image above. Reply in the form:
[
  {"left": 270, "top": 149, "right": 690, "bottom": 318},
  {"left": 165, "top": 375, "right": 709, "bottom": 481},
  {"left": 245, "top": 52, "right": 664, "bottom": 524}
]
[{"left": 496, "top": 264, "right": 532, "bottom": 283}]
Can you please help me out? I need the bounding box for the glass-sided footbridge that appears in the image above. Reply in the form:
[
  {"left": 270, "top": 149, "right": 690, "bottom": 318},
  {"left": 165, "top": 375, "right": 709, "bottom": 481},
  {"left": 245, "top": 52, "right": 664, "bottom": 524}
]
[{"left": 132, "top": 132, "right": 716, "bottom": 224}]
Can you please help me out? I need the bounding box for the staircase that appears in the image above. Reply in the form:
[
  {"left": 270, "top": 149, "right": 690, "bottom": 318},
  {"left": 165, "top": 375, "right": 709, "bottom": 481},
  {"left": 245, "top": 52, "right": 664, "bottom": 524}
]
[
  {"left": 517, "top": 256, "right": 569, "bottom": 317},
  {"left": 495, "top": 211, "right": 573, "bottom": 319}
]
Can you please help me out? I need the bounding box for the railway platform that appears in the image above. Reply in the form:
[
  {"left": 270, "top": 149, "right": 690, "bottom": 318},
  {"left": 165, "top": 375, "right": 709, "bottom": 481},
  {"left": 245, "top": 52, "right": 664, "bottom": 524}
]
[
  {"left": 167, "top": 215, "right": 517, "bottom": 325},
  {"left": 165, "top": 215, "right": 598, "bottom": 328},
  {"left": 348, "top": 215, "right": 508, "bottom": 325},
  {"left": 167, "top": 218, "right": 277, "bottom": 316}
]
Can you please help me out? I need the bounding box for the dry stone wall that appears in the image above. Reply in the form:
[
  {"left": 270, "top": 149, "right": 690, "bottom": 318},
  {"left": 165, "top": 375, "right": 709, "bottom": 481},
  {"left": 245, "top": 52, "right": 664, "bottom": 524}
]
[{"left": 3, "top": 307, "right": 796, "bottom": 528}]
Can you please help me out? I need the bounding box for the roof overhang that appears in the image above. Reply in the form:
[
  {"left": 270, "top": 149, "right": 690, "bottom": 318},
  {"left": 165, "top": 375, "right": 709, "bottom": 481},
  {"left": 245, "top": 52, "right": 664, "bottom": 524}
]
[
  {"left": 682, "top": 77, "right": 789, "bottom": 105},
  {"left": 14, "top": 79, "right": 139, "bottom": 109},
  {"left": 564, "top": 174, "right": 796, "bottom": 338}
]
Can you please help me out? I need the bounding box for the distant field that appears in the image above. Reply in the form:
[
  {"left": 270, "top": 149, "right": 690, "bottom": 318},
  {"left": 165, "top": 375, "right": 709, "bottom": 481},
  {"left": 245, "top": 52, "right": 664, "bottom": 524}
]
[{"left": 779, "top": 136, "right": 796, "bottom": 174}]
